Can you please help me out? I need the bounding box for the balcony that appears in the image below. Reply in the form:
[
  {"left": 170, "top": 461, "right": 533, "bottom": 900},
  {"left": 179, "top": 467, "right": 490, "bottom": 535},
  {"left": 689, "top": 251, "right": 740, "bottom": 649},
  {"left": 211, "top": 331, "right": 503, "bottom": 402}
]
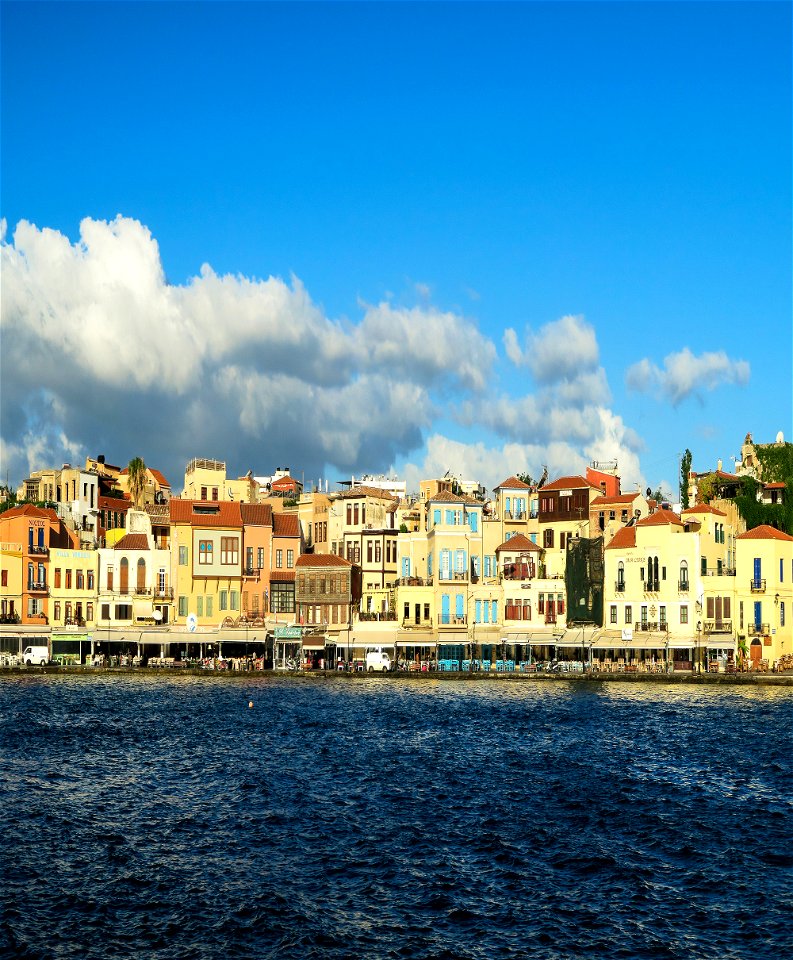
[
  {"left": 27, "top": 580, "right": 48, "bottom": 593},
  {"left": 152, "top": 588, "right": 174, "bottom": 600},
  {"left": 29, "top": 544, "right": 49, "bottom": 556},
  {"left": 396, "top": 577, "right": 429, "bottom": 587},
  {"left": 438, "top": 614, "right": 467, "bottom": 626},
  {"left": 401, "top": 618, "right": 433, "bottom": 629},
  {"left": 704, "top": 619, "right": 732, "bottom": 634},
  {"left": 748, "top": 622, "right": 770, "bottom": 636},
  {"left": 243, "top": 566, "right": 260, "bottom": 577},
  {"left": 750, "top": 579, "right": 766, "bottom": 593},
  {"left": 678, "top": 580, "right": 689, "bottom": 592},
  {"left": 644, "top": 580, "right": 660, "bottom": 593},
  {"left": 638, "top": 622, "right": 660, "bottom": 632},
  {"left": 134, "top": 587, "right": 151, "bottom": 597},
  {"left": 615, "top": 581, "right": 625, "bottom": 594}
]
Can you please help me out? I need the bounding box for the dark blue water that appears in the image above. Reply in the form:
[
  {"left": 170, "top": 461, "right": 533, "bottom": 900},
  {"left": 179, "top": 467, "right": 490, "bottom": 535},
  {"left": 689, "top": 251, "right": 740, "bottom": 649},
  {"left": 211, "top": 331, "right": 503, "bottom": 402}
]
[{"left": 1, "top": 676, "right": 791, "bottom": 960}]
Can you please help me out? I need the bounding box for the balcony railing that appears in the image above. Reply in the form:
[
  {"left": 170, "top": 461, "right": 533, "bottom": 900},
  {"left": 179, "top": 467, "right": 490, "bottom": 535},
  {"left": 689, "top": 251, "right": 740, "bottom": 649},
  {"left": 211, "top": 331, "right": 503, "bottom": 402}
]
[
  {"left": 638, "top": 621, "right": 661, "bottom": 632},
  {"left": 438, "top": 614, "right": 467, "bottom": 626},
  {"left": 152, "top": 588, "right": 174, "bottom": 600},
  {"left": 395, "top": 577, "right": 430, "bottom": 587},
  {"left": 678, "top": 580, "right": 689, "bottom": 592},
  {"left": 704, "top": 619, "right": 732, "bottom": 634},
  {"left": 749, "top": 622, "right": 770, "bottom": 636},
  {"left": 615, "top": 581, "right": 625, "bottom": 593},
  {"left": 750, "top": 579, "right": 766, "bottom": 593},
  {"left": 644, "top": 580, "right": 660, "bottom": 593},
  {"left": 29, "top": 545, "right": 49, "bottom": 555},
  {"left": 401, "top": 618, "right": 433, "bottom": 629},
  {"left": 438, "top": 572, "right": 468, "bottom": 582},
  {"left": 702, "top": 567, "right": 734, "bottom": 577},
  {"left": 27, "top": 580, "right": 48, "bottom": 593}
]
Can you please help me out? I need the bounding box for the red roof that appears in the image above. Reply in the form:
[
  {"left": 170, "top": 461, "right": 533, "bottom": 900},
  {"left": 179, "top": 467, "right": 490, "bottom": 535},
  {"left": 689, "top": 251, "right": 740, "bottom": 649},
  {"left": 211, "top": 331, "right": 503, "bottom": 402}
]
[
  {"left": 269, "top": 570, "right": 296, "bottom": 581},
  {"left": 241, "top": 503, "right": 273, "bottom": 526},
  {"left": 114, "top": 533, "right": 149, "bottom": 550},
  {"left": 636, "top": 509, "right": 684, "bottom": 528},
  {"left": 0, "top": 504, "right": 60, "bottom": 522},
  {"left": 737, "top": 525, "right": 793, "bottom": 542},
  {"left": 169, "top": 499, "right": 242, "bottom": 527},
  {"left": 271, "top": 475, "right": 301, "bottom": 491},
  {"left": 495, "top": 476, "right": 531, "bottom": 490},
  {"left": 764, "top": 482, "right": 786, "bottom": 489},
  {"left": 296, "top": 553, "right": 354, "bottom": 567},
  {"left": 273, "top": 513, "right": 300, "bottom": 537},
  {"left": 606, "top": 526, "right": 637, "bottom": 549},
  {"left": 682, "top": 504, "right": 726, "bottom": 517},
  {"left": 495, "top": 533, "right": 541, "bottom": 553},
  {"left": 149, "top": 468, "right": 170, "bottom": 488},
  {"left": 591, "top": 493, "right": 641, "bottom": 506},
  {"left": 540, "top": 475, "right": 600, "bottom": 492}
]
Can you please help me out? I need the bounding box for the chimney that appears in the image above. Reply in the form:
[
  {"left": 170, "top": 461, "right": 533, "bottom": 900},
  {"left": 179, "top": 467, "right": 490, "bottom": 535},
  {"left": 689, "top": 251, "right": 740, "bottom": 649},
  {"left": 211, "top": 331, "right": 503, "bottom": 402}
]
[{"left": 717, "top": 459, "right": 722, "bottom": 472}]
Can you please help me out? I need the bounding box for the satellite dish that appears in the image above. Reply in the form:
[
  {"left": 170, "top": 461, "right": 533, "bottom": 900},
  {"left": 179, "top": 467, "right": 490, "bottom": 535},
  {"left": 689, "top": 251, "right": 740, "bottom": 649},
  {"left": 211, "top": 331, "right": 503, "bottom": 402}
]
[{"left": 187, "top": 613, "right": 197, "bottom": 633}]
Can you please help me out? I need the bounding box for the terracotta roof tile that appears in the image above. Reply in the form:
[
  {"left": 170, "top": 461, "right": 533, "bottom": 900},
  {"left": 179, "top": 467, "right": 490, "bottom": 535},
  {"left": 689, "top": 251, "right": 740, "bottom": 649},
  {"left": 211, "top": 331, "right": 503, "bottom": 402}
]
[
  {"left": 0, "top": 504, "right": 60, "bottom": 522},
  {"left": 296, "top": 553, "right": 354, "bottom": 567},
  {"left": 605, "top": 526, "right": 637, "bottom": 549},
  {"left": 591, "top": 493, "right": 641, "bottom": 506},
  {"left": 269, "top": 571, "right": 296, "bottom": 581},
  {"left": 114, "top": 533, "right": 149, "bottom": 550},
  {"left": 540, "top": 475, "right": 600, "bottom": 492},
  {"left": 273, "top": 513, "right": 300, "bottom": 538},
  {"left": 494, "top": 476, "right": 531, "bottom": 491},
  {"left": 636, "top": 509, "right": 684, "bottom": 527},
  {"left": 737, "top": 525, "right": 793, "bottom": 542},
  {"left": 682, "top": 504, "right": 727, "bottom": 517},
  {"left": 241, "top": 503, "right": 273, "bottom": 526},
  {"left": 764, "top": 482, "right": 786, "bottom": 489},
  {"left": 426, "top": 490, "right": 465, "bottom": 503},
  {"left": 170, "top": 499, "right": 242, "bottom": 527},
  {"left": 99, "top": 495, "right": 131, "bottom": 508},
  {"left": 495, "top": 533, "right": 542, "bottom": 553},
  {"left": 149, "top": 469, "right": 170, "bottom": 487},
  {"left": 331, "top": 486, "right": 398, "bottom": 501}
]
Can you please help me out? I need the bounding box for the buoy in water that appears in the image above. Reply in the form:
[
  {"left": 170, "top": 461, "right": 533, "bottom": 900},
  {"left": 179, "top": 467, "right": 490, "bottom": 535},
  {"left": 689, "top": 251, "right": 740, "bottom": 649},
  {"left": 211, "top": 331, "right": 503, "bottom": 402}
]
[{"left": 248, "top": 701, "right": 253, "bottom": 709}]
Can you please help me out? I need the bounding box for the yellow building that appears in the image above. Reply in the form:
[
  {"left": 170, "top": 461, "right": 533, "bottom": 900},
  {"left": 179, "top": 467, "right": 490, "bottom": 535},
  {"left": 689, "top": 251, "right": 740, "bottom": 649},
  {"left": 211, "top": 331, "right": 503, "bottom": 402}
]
[
  {"left": 182, "top": 458, "right": 257, "bottom": 503},
  {"left": 49, "top": 548, "right": 98, "bottom": 628},
  {"left": 735, "top": 525, "right": 793, "bottom": 668}
]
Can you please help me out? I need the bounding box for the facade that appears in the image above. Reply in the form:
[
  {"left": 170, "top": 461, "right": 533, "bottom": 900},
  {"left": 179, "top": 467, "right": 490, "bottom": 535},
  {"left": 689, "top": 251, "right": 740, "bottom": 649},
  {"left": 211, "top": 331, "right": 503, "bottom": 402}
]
[
  {"left": 240, "top": 503, "right": 273, "bottom": 620},
  {"left": 537, "top": 475, "right": 602, "bottom": 578},
  {"left": 734, "top": 525, "right": 793, "bottom": 668},
  {"left": 182, "top": 458, "right": 257, "bottom": 504},
  {"left": 49, "top": 547, "right": 98, "bottom": 628},
  {"left": 270, "top": 511, "right": 301, "bottom": 618}
]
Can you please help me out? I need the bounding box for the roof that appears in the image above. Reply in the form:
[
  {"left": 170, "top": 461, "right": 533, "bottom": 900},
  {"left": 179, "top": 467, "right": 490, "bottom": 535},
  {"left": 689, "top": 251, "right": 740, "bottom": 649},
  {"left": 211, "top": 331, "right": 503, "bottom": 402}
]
[
  {"left": 605, "top": 526, "right": 637, "bottom": 549},
  {"left": 149, "top": 468, "right": 170, "bottom": 488},
  {"left": 146, "top": 504, "right": 170, "bottom": 522},
  {"left": 241, "top": 503, "right": 273, "bottom": 526},
  {"left": 169, "top": 499, "right": 242, "bottom": 527},
  {"left": 426, "top": 490, "right": 465, "bottom": 504},
  {"left": 737, "top": 525, "right": 793, "bottom": 542},
  {"left": 494, "top": 476, "right": 531, "bottom": 491},
  {"left": 331, "top": 485, "right": 397, "bottom": 501},
  {"left": 539, "top": 475, "right": 600, "bottom": 492},
  {"left": 273, "top": 513, "right": 300, "bottom": 538},
  {"left": 296, "top": 553, "right": 354, "bottom": 568},
  {"left": 269, "top": 570, "right": 296, "bottom": 581},
  {"left": 693, "top": 469, "right": 739, "bottom": 481},
  {"left": 682, "top": 504, "right": 727, "bottom": 517},
  {"left": 99, "top": 495, "right": 131, "bottom": 508},
  {"left": 636, "top": 509, "right": 684, "bottom": 528},
  {"left": 495, "top": 533, "right": 542, "bottom": 553},
  {"left": 764, "top": 482, "right": 786, "bottom": 489},
  {"left": 0, "top": 504, "right": 60, "bottom": 522},
  {"left": 270, "top": 475, "right": 301, "bottom": 490},
  {"left": 591, "top": 493, "right": 641, "bottom": 506},
  {"left": 114, "top": 533, "right": 149, "bottom": 551}
]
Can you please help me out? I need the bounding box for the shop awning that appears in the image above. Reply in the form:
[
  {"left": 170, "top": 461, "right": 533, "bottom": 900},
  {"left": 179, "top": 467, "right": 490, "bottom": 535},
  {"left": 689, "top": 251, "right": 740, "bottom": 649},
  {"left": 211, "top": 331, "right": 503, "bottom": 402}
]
[{"left": 301, "top": 638, "right": 328, "bottom": 651}]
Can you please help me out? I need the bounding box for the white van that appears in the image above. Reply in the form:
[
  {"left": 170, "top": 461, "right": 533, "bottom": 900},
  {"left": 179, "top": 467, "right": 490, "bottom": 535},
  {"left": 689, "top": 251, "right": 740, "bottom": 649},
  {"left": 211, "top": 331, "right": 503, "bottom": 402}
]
[
  {"left": 365, "top": 649, "right": 391, "bottom": 673},
  {"left": 23, "top": 645, "right": 49, "bottom": 666}
]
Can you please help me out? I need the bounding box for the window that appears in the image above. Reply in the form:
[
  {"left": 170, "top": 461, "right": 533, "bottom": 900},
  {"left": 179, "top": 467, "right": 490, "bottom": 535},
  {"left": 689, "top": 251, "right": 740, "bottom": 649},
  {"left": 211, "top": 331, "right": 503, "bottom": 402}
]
[
  {"left": 610, "top": 605, "right": 617, "bottom": 624},
  {"left": 270, "top": 580, "right": 295, "bottom": 613},
  {"left": 625, "top": 606, "right": 632, "bottom": 624},
  {"left": 257, "top": 547, "right": 264, "bottom": 569},
  {"left": 201, "top": 487, "right": 207, "bottom": 501},
  {"left": 197, "top": 596, "right": 203, "bottom": 617},
  {"left": 221, "top": 538, "right": 238, "bottom": 564},
  {"left": 246, "top": 547, "right": 254, "bottom": 572},
  {"left": 54, "top": 568, "right": 62, "bottom": 588},
  {"left": 101, "top": 603, "right": 110, "bottom": 621},
  {"left": 66, "top": 570, "right": 72, "bottom": 589},
  {"left": 375, "top": 542, "right": 381, "bottom": 563},
  {"left": 206, "top": 596, "right": 213, "bottom": 617},
  {"left": 76, "top": 571, "right": 84, "bottom": 590},
  {"left": 230, "top": 591, "right": 239, "bottom": 611},
  {"left": 679, "top": 561, "right": 688, "bottom": 590},
  {"left": 287, "top": 549, "right": 294, "bottom": 568},
  {"left": 179, "top": 596, "right": 188, "bottom": 616},
  {"left": 179, "top": 545, "right": 188, "bottom": 565},
  {"left": 87, "top": 571, "right": 94, "bottom": 590},
  {"left": 199, "top": 540, "right": 213, "bottom": 565},
  {"left": 86, "top": 603, "right": 93, "bottom": 622},
  {"left": 220, "top": 590, "right": 228, "bottom": 611},
  {"left": 617, "top": 562, "right": 625, "bottom": 591},
  {"left": 701, "top": 557, "right": 707, "bottom": 576},
  {"left": 115, "top": 604, "right": 132, "bottom": 620},
  {"left": 276, "top": 549, "right": 283, "bottom": 569},
  {"left": 54, "top": 601, "right": 61, "bottom": 621},
  {"left": 659, "top": 605, "right": 667, "bottom": 628},
  {"left": 680, "top": 605, "right": 689, "bottom": 624},
  {"left": 543, "top": 529, "right": 554, "bottom": 549},
  {"left": 780, "top": 602, "right": 785, "bottom": 627},
  {"left": 212, "top": 487, "right": 218, "bottom": 501}
]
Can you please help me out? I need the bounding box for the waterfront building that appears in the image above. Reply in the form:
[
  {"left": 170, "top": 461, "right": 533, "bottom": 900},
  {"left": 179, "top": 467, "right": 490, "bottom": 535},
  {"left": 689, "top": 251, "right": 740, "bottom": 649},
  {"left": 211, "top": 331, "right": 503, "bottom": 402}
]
[
  {"left": 170, "top": 499, "right": 244, "bottom": 627},
  {"left": 495, "top": 532, "right": 549, "bottom": 661},
  {"left": 0, "top": 504, "right": 77, "bottom": 626},
  {"left": 49, "top": 547, "right": 98, "bottom": 628},
  {"left": 240, "top": 502, "right": 273, "bottom": 620},
  {"left": 734, "top": 524, "right": 793, "bottom": 668},
  {"left": 490, "top": 475, "right": 536, "bottom": 547},
  {"left": 297, "top": 489, "right": 331, "bottom": 555},
  {"left": 270, "top": 511, "right": 301, "bottom": 620},
  {"left": 117, "top": 464, "right": 172, "bottom": 504},
  {"left": 590, "top": 490, "right": 649, "bottom": 543},
  {"left": 537, "top": 475, "right": 602, "bottom": 579},
  {"left": 98, "top": 494, "right": 131, "bottom": 545},
  {"left": 294, "top": 553, "right": 362, "bottom": 665},
  {"left": 182, "top": 457, "right": 257, "bottom": 503}
]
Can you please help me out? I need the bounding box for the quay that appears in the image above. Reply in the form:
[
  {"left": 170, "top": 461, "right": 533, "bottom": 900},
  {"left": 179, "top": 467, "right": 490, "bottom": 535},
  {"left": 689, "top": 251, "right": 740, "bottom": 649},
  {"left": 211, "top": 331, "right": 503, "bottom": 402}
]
[{"left": 2, "top": 665, "right": 792, "bottom": 686}]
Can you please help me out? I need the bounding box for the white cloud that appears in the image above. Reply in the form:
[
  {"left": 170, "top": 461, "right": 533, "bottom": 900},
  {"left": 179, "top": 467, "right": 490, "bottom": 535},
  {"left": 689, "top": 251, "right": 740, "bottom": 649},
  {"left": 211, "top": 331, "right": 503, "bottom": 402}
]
[
  {"left": 504, "top": 314, "right": 599, "bottom": 383},
  {"left": 626, "top": 347, "right": 750, "bottom": 405}
]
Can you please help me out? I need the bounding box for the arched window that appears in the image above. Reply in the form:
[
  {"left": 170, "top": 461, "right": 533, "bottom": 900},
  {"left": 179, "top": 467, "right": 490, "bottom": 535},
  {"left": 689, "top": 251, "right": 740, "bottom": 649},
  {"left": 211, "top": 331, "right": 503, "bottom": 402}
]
[
  {"left": 617, "top": 561, "right": 625, "bottom": 591},
  {"left": 137, "top": 557, "right": 146, "bottom": 593},
  {"left": 679, "top": 560, "right": 689, "bottom": 590},
  {"left": 119, "top": 557, "right": 129, "bottom": 593}
]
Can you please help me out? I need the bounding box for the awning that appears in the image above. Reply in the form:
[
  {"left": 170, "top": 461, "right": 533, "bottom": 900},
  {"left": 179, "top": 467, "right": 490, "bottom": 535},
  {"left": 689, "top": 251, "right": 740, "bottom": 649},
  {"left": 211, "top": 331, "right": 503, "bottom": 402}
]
[{"left": 301, "top": 638, "right": 328, "bottom": 651}]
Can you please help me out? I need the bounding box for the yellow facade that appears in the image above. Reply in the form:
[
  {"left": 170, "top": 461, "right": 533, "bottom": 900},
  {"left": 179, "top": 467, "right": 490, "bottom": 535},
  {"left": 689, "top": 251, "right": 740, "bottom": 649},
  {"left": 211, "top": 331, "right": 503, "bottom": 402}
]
[
  {"left": 735, "top": 526, "right": 793, "bottom": 668},
  {"left": 49, "top": 548, "right": 98, "bottom": 627}
]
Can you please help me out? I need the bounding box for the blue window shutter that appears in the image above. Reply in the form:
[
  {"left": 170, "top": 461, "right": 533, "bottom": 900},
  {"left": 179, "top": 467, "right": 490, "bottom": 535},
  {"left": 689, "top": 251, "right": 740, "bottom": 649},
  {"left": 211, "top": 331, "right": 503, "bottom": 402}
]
[
  {"left": 475, "top": 600, "right": 482, "bottom": 623},
  {"left": 456, "top": 594, "right": 464, "bottom": 617},
  {"left": 433, "top": 508, "right": 440, "bottom": 527},
  {"left": 492, "top": 600, "right": 498, "bottom": 623}
]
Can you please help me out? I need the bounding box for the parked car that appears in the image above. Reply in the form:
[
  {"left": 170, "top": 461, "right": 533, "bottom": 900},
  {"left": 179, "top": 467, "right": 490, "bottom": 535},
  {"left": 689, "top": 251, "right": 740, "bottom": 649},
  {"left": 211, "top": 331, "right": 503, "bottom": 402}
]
[{"left": 22, "top": 645, "right": 49, "bottom": 666}]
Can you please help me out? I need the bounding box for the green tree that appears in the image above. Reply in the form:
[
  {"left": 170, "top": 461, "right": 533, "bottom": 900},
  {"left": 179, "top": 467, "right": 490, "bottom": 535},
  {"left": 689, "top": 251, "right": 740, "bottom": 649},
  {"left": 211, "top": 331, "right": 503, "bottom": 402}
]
[
  {"left": 127, "top": 456, "right": 147, "bottom": 509},
  {"left": 517, "top": 472, "right": 534, "bottom": 487},
  {"left": 680, "top": 449, "right": 692, "bottom": 510}
]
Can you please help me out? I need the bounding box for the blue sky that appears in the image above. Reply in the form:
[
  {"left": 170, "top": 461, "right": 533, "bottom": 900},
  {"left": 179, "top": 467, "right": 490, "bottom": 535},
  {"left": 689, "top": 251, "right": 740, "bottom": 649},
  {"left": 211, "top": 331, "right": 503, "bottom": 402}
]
[{"left": 2, "top": 1, "right": 791, "bottom": 498}]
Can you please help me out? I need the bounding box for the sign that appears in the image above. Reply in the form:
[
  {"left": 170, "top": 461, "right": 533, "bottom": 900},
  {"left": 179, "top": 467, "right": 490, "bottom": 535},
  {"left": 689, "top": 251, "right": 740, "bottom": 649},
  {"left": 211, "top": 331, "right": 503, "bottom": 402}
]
[
  {"left": 275, "top": 625, "right": 302, "bottom": 639},
  {"left": 187, "top": 613, "right": 197, "bottom": 633},
  {"left": 622, "top": 628, "right": 634, "bottom": 641}
]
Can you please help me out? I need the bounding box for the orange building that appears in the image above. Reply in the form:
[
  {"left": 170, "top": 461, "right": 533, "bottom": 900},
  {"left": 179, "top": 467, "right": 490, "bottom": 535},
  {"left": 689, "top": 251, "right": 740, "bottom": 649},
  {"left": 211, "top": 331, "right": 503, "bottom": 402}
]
[{"left": 0, "top": 504, "right": 77, "bottom": 625}]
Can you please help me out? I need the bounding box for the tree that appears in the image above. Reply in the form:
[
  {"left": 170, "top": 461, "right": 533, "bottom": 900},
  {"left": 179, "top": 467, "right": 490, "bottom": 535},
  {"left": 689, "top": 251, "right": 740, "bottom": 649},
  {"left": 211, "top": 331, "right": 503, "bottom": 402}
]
[
  {"left": 517, "top": 472, "right": 534, "bottom": 487},
  {"left": 680, "top": 449, "right": 692, "bottom": 510},
  {"left": 127, "top": 457, "right": 147, "bottom": 509}
]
